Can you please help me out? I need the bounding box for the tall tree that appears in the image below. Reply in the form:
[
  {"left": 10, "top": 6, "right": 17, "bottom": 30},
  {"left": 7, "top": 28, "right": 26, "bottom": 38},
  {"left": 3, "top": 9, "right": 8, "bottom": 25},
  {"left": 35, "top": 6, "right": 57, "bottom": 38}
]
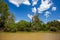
[
  {"left": 0, "top": 0, "right": 10, "bottom": 30},
  {"left": 32, "top": 14, "right": 42, "bottom": 31}
]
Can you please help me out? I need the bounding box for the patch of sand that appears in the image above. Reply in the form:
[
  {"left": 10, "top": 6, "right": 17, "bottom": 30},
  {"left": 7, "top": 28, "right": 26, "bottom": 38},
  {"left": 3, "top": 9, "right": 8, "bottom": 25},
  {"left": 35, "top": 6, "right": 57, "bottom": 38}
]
[{"left": 0, "top": 32, "right": 60, "bottom": 40}]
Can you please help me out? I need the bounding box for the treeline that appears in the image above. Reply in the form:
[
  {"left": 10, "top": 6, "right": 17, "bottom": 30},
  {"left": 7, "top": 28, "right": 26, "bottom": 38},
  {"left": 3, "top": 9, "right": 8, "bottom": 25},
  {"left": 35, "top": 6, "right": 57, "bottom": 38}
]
[{"left": 0, "top": 0, "right": 60, "bottom": 32}]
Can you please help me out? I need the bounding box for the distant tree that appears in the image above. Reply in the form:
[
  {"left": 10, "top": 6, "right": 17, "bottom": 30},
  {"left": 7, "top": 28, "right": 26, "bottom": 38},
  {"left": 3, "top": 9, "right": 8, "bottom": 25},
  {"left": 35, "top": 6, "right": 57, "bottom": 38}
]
[
  {"left": 16, "top": 20, "right": 31, "bottom": 32},
  {"left": 31, "top": 14, "right": 42, "bottom": 32},
  {"left": 41, "top": 24, "right": 48, "bottom": 31},
  {"left": 46, "top": 20, "right": 60, "bottom": 32}
]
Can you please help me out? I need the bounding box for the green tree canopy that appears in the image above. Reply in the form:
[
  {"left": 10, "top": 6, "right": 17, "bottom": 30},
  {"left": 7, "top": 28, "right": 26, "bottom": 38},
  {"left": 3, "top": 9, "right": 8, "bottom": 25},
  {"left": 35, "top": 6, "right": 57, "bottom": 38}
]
[
  {"left": 16, "top": 20, "right": 31, "bottom": 31},
  {"left": 46, "top": 20, "right": 60, "bottom": 32},
  {"left": 32, "top": 14, "right": 43, "bottom": 31}
]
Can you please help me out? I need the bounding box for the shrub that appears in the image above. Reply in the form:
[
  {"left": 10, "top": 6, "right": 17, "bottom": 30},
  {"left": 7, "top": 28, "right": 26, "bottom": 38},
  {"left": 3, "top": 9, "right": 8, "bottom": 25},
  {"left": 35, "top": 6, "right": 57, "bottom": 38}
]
[{"left": 49, "top": 27, "right": 58, "bottom": 32}]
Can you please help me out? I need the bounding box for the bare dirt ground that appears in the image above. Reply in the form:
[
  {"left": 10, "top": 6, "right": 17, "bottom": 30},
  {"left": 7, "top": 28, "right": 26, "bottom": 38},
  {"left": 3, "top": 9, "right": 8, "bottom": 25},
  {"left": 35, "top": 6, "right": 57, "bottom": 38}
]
[{"left": 0, "top": 32, "right": 60, "bottom": 40}]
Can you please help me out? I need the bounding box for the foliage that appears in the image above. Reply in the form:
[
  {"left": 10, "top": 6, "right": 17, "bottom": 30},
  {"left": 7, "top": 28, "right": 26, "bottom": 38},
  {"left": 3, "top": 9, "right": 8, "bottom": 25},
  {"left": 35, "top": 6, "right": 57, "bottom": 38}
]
[
  {"left": 0, "top": 0, "right": 16, "bottom": 32},
  {"left": 46, "top": 20, "right": 60, "bottom": 32},
  {"left": 41, "top": 24, "right": 48, "bottom": 31},
  {"left": 16, "top": 20, "right": 31, "bottom": 32},
  {"left": 31, "top": 14, "right": 43, "bottom": 32},
  {"left": 0, "top": 0, "right": 10, "bottom": 30},
  {"left": 0, "top": 0, "right": 60, "bottom": 32}
]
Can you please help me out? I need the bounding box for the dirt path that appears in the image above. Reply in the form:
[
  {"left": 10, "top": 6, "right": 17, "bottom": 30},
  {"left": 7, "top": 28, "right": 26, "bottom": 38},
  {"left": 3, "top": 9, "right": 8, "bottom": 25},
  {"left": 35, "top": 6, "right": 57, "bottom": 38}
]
[{"left": 0, "top": 32, "right": 60, "bottom": 40}]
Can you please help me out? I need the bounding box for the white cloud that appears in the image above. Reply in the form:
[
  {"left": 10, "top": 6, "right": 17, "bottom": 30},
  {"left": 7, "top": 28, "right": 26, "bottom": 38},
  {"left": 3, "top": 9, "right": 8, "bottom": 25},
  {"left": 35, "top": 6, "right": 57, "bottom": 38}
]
[
  {"left": 38, "top": 0, "right": 53, "bottom": 13},
  {"left": 9, "top": 0, "right": 30, "bottom": 7},
  {"left": 23, "top": 0, "right": 31, "bottom": 5},
  {"left": 27, "top": 14, "right": 33, "bottom": 20},
  {"left": 32, "top": 0, "right": 38, "bottom": 6},
  {"left": 44, "top": 11, "right": 51, "bottom": 18},
  {"left": 57, "top": 19, "right": 60, "bottom": 22},
  {"left": 52, "top": 7, "right": 56, "bottom": 11},
  {"left": 44, "top": 11, "right": 51, "bottom": 23},
  {"left": 32, "top": 7, "right": 37, "bottom": 14}
]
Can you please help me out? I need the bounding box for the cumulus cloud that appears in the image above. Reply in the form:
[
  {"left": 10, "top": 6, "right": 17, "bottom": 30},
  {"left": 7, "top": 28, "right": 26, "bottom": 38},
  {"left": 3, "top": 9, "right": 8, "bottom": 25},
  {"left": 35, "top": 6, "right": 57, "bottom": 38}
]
[
  {"left": 38, "top": 0, "right": 53, "bottom": 13},
  {"left": 32, "top": 7, "right": 37, "bottom": 14},
  {"left": 23, "top": 0, "right": 31, "bottom": 5},
  {"left": 44, "top": 11, "right": 51, "bottom": 23},
  {"left": 9, "top": 0, "right": 31, "bottom": 7},
  {"left": 52, "top": 7, "right": 56, "bottom": 11},
  {"left": 32, "top": 0, "right": 38, "bottom": 6},
  {"left": 44, "top": 11, "right": 51, "bottom": 18},
  {"left": 27, "top": 14, "right": 33, "bottom": 20}
]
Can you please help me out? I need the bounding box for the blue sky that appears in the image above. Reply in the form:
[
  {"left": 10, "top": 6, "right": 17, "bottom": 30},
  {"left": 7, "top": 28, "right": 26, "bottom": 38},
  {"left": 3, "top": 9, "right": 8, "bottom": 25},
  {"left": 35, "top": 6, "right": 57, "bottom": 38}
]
[{"left": 4, "top": 0, "right": 60, "bottom": 23}]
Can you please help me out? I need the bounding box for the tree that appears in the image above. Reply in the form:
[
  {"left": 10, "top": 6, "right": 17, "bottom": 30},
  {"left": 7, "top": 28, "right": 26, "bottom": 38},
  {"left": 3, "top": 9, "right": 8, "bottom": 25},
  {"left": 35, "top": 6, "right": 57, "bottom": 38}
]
[
  {"left": 16, "top": 20, "right": 31, "bottom": 32},
  {"left": 31, "top": 14, "right": 42, "bottom": 32},
  {"left": 46, "top": 20, "right": 60, "bottom": 32},
  {"left": 0, "top": 0, "right": 16, "bottom": 32},
  {"left": 0, "top": 0, "right": 10, "bottom": 30},
  {"left": 4, "top": 14, "right": 16, "bottom": 32}
]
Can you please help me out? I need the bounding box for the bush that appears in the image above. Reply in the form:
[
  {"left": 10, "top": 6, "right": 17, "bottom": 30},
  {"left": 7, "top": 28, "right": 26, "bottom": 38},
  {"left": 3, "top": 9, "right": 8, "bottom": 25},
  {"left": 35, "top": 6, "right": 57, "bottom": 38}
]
[
  {"left": 3, "top": 23, "right": 17, "bottom": 32},
  {"left": 49, "top": 27, "right": 58, "bottom": 32},
  {"left": 16, "top": 20, "right": 31, "bottom": 32},
  {"left": 41, "top": 24, "right": 48, "bottom": 31}
]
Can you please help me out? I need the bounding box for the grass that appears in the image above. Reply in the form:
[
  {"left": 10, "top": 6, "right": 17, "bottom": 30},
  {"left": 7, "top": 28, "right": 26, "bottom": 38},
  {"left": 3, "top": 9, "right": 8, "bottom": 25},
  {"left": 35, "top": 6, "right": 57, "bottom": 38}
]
[{"left": 0, "top": 32, "right": 60, "bottom": 40}]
